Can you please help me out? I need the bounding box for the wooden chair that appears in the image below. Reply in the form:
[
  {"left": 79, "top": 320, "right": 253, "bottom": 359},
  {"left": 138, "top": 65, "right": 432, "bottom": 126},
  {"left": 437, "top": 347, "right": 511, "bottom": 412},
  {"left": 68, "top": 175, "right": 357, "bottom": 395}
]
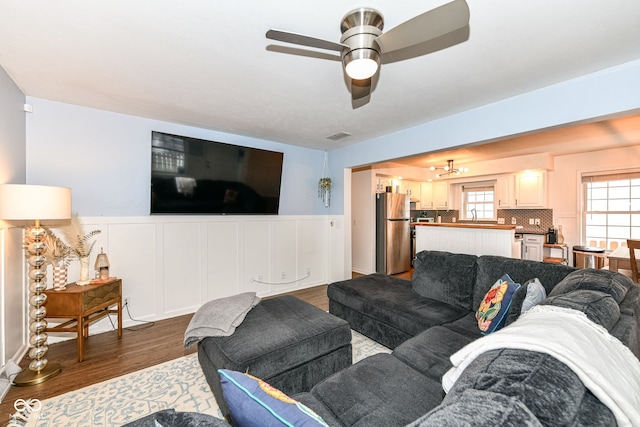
[{"left": 628, "top": 239, "right": 640, "bottom": 284}]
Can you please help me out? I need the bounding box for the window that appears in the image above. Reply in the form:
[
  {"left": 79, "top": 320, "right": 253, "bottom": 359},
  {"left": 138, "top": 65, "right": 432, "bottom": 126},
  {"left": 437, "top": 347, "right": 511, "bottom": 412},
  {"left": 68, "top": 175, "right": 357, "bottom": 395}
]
[
  {"left": 582, "top": 171, "right": 640, "bottom": 250},
  {"left": 462, "top": 183, "right": 495, "bottom": 220}
]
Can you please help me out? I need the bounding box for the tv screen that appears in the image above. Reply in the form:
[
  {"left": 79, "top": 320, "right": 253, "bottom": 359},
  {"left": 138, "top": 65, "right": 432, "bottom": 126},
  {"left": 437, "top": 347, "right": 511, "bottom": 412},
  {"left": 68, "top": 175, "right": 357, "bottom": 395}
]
[{"left": 151, "top": 131, "right": 283, "bottom": 214}]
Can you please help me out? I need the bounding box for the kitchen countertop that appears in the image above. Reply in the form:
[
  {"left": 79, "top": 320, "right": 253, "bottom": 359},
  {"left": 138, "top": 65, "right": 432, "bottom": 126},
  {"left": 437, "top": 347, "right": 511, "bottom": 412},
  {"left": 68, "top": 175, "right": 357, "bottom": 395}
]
[{"left": 411, "top": 222, "right": 521, "bottom": 231}]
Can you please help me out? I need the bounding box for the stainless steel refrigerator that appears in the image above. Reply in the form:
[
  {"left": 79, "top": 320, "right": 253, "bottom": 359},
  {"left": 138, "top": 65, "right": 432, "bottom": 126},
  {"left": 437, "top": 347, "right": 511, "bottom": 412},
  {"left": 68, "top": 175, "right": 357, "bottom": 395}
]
[{"left": 376, "top": 192, "right": 411, "bottom": 274}]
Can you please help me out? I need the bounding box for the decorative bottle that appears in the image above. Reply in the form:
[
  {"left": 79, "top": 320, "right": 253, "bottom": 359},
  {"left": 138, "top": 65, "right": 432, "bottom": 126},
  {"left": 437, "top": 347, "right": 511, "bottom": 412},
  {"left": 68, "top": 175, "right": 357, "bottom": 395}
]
[{"left": 557, "top": 225, "right": 565, "bottom": 244}]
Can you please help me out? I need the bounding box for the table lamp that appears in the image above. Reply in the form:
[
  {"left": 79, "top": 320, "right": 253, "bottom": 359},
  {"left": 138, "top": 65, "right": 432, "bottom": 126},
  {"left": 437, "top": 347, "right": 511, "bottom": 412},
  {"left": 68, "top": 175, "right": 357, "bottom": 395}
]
[
  {"left": 94, "top": 248, "right": 110, "bottom": 280},
  {"left": 0, "top": 184, "right": 71, "bottom": 386}
]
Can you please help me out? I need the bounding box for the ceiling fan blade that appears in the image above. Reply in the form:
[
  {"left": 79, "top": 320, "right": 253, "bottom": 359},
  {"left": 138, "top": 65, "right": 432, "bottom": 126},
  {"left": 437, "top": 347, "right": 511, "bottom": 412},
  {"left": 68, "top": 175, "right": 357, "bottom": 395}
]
[
  {"left": 375, "top": 0, "right": 470, "bottom": 53},
  {"left": 266, "top": 29, "right": 347, "bottom": 52}
]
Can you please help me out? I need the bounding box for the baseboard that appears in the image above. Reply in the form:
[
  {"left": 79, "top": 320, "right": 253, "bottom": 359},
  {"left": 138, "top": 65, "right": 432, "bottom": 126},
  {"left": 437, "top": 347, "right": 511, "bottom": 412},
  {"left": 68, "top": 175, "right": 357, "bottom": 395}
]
[{"left": 0, "top": 345, "right": 28, "bottom": 403}]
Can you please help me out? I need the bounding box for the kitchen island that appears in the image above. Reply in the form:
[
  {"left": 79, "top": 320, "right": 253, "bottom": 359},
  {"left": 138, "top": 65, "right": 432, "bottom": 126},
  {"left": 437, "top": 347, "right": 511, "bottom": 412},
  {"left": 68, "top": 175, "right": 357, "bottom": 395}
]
[{"left": 414, "top": 222, "right": 520, "bottom": 258}]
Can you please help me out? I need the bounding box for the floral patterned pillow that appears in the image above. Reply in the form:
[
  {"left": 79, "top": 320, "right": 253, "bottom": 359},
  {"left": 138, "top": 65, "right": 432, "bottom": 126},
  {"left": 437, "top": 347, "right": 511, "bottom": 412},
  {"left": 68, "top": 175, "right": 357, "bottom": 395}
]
[{"left": 476, "top": 274, "right": 521, "bottom": 334}]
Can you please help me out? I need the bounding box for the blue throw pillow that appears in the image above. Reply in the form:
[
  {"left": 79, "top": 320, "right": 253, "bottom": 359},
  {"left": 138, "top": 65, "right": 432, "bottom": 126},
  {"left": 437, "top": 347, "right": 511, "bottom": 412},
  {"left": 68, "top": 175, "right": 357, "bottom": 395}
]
[
  {"left": 218, "top": 369, "right": 328, "bottom": 427},
  {"left": 520, "top": 278, "right": 546, "bottom": 314},
  {"left": 476, "top": 274, "right": 521, "bottom": 334}
]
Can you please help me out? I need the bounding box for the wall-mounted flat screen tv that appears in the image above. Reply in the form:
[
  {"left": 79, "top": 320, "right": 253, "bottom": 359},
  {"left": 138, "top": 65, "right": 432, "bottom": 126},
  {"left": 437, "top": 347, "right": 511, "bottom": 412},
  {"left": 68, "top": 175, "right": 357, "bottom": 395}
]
[{"left": 151, "top": 131, "right": 283, "bottom": 214}]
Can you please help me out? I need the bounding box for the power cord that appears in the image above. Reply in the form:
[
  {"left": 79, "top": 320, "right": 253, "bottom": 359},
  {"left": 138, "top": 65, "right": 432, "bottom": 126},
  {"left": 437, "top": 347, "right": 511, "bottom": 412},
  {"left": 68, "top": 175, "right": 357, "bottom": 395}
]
[
  {"left": 107, "top": 300, "right": 155, "bottom": 332},
  {"left": 251, "top": 273, "right": 311, "bottom": 286}
]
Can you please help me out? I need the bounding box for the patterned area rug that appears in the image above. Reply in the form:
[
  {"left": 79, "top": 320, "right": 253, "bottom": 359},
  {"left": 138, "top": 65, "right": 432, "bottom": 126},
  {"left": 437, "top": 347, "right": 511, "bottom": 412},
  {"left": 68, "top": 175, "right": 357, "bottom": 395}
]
[{"left": 30, "top": 330, "right": 390, "bottom": 426}]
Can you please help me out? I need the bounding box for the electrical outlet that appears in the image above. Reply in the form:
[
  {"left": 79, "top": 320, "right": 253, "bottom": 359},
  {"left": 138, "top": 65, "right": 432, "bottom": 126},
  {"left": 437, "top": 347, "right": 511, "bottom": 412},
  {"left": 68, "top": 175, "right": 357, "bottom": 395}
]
[
  {"left": 249, "top": 276, "right": 254, "bottom": 283},
  {"left": 529, "top": 218, "right": 534, "bottom": 225},
  {"left": 534, "top": 218, "right": 541, "bottom": 226},
  {"left": 280, "top": 271, "right": 286, "bottom": 280},
  {"left": 124, "top": 296, "right": 131, "bottom": 307},
  {"left": 257, "top": 274, "right": 263, "bottom": 282},
  {"left": 511, "top": 217, "right": 517, "bottom": 225}
]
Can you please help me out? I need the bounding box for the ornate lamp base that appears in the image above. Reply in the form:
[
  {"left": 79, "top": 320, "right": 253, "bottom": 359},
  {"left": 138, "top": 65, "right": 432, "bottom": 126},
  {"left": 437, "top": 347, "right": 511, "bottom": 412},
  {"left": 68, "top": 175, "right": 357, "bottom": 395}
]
[{"left": 13, "top": 362, "right": 62, "bottom": 387}]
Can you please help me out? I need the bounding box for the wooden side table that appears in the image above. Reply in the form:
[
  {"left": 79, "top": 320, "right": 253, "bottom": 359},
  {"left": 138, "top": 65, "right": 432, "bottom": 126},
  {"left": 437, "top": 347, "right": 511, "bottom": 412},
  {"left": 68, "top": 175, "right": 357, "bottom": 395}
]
[
  {"left": 543, "top": 243, "right": 569, "bottom": 264},
  {"left": 44, "top": 277, "right": 122, "bottom": 362}
]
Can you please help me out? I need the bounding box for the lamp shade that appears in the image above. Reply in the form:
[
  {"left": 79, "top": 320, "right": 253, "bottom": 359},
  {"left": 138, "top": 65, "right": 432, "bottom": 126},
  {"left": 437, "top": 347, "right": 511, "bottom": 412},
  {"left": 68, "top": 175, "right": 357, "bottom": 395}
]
[{"left": 0, "top": 184, "right": 72, "bottom": 220}]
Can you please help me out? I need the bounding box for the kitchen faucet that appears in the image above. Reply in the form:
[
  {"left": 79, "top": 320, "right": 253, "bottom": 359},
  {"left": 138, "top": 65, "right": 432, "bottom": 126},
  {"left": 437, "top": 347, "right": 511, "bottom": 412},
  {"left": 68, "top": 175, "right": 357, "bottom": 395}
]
[{"left": 471, "top": 208, "right": 477, "bottom": 222}]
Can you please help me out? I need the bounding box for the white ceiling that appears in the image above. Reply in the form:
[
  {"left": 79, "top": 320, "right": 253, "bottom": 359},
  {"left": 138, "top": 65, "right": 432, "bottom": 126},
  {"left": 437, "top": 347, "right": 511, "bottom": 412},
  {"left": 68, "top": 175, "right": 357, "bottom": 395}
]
[{"left": 1, "top": 1, "right": 640, "bottom": 152}]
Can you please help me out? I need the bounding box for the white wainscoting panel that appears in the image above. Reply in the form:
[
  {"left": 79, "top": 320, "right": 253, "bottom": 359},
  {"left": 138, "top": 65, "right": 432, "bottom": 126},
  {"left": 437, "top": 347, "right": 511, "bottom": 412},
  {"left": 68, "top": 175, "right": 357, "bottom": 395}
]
[
  {"left": 108, "top": 222, "right": 158, "bottom": 318},
  {"left": 207, "top": 221, "right": 239, "bottom": 300},
  {"left": 297, "top": 218, "right": 328, "bottom": 288},
  {"left": 241, "top": 220, "right": 272, "bottom": 294},
  {"left": 162, "top": 222, "right": 203, "bottom": 316},
  {"left": 330, "top": 218, "right": 345, "bottom": 283},
  {"left": 10, "top": 215, "right": 343, "bottom": 348},
  {"left": 271, "top": 220, "right": 297, "bottom": 291}
]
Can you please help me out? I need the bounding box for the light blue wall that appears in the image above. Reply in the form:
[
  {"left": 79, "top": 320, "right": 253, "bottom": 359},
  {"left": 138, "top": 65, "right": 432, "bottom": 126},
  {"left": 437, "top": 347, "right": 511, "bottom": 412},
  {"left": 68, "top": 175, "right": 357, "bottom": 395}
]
[
  {"left": 25, "top": 99, "right": 327, "bottom": 216},
  {"left": 0, "top": 65, "right": 26, "bottom": 184},
  {"left": 327, "top": 59, "right": 640, "bottom": 214},
  {"left": 0, "top": 64, "right": 27, "bottom": 369}
]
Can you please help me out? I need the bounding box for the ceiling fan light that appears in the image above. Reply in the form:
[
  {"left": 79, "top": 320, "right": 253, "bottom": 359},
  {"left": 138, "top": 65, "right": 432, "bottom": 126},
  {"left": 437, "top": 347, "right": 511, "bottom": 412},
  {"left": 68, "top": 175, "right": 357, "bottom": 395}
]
[{"left": 343, "top": 49, "right": 379, "bottom": 80}]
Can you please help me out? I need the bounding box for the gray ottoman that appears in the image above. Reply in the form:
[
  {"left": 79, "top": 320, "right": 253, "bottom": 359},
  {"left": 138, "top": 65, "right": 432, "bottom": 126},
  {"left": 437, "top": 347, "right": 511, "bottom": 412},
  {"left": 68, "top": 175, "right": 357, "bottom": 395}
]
[{"left": 198, "top": 295, "right": 352, "bottom": 419}]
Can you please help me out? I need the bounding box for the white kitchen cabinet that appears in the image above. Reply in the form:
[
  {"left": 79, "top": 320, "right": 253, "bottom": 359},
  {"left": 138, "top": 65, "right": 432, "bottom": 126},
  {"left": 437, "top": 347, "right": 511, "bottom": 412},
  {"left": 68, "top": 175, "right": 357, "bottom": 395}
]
[
  {"left": 409, "top": 181, "right": 422, "bottom": 201},
  {"left": 375, "top": 176, "right": 393, "bottom": 193},
  {"left": 514, "top": 171, "right": 546, "bottom": 208},
  {"left": 401, "top": 180, "right": 421, "bottom": 200},
  {"left": 419, "top": 182, "right": 433, "bottom": 209},
  {"left": 433, "top": 181, "right": 449, "bottom": 209},
  {"left": 523, "top": 234, "right": 544, "bottom": 262},
  {"left": 495, "top": 175, "right": 514, "bottom": 208}
]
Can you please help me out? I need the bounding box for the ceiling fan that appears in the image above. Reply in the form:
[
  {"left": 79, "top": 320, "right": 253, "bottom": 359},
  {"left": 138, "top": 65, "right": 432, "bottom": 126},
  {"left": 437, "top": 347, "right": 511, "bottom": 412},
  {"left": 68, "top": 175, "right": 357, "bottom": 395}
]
[{"left": 266, "top": 0, "right": 470, "bottom": 103}]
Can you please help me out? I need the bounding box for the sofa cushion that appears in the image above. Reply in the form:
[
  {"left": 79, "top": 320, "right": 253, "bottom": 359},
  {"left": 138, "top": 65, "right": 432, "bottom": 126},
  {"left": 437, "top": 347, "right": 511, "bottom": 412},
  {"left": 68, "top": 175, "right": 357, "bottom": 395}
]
[
  {"left": 393, "top": 326, "right": 476, "bottom": 382},
  {"left": 504, "top": 278, "right": 547, "bottom": 327},
  {"left": 445, "top": 348, "right": 616, "bottom": 426},
  {"left": 441, "top": 312, "right": 483, "bottom": 339},
  {"left": 218, "top": 369, "right": 328, "bottom": 427},
  {"left": 406, "top": 389, "right": 543, "bottom": 427},
  {"left": 412, "top": 251, "right": 478, "bottom": 310},
  {"left": 474, "top": 256, "right": 575, "bottom": 311},
  {"left": 548, "top": 268, "right": 633, "bottom": 303},
  {"left": 310, "top": 353, "right": 444, "bottom": 427},
  {"left": 541, "top": 290, "right": 620, "bottom": 331},
  {"left": 476, "top": 274, "right": 520, "bottom": 334},
  {"left": 328, "top": 273, "right": 469, "bottom": 339},
  {"left": 291, "top": 392, "right": 343, "bottom": 427}
]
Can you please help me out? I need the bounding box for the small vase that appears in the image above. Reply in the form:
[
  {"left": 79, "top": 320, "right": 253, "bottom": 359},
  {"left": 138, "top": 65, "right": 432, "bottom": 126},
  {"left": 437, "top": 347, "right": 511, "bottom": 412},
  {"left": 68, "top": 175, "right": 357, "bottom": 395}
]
[
  {"left": 78, "top": 256, "right": 91, "bottom": 285},
  {"left": 52, "top": 261, "right": 68, "bottom": 291}
]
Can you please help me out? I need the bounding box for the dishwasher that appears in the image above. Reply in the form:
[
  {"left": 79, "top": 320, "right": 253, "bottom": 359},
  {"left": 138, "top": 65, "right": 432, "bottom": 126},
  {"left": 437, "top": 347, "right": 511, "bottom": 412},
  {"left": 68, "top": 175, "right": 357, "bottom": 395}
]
[{"left": 513, "top": 233, "right": 524, "bottom": 259}]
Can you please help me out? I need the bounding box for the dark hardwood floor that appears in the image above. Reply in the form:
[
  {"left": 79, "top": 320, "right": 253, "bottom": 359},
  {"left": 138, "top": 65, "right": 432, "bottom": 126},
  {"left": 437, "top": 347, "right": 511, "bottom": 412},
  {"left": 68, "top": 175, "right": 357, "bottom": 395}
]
[{"left": 0, "top": 270, "right": 412, "bottom": 422}]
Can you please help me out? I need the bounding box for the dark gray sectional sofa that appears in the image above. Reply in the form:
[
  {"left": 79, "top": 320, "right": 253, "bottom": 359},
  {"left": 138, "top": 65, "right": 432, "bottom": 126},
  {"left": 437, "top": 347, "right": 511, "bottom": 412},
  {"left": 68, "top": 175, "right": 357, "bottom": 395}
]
[
  {"left": 178, "top": 250, "right": 639, "bottom": 427},
  {"left": 299, "top": 250, "right": 640, "bottom": 426}
]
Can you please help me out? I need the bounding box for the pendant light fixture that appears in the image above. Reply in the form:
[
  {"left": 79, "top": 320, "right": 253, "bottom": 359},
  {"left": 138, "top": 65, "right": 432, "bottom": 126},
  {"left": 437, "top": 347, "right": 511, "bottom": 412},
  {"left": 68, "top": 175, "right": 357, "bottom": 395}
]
[{"left": 429, "top": 160, "right": 469, "bottom": 178}]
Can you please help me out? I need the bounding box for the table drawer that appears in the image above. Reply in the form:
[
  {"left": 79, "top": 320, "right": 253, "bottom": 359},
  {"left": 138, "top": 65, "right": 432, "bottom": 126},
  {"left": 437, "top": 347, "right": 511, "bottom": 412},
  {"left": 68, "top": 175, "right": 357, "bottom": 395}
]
[{"left": 83, "top": 280, "right": 121, "bottom": 309}]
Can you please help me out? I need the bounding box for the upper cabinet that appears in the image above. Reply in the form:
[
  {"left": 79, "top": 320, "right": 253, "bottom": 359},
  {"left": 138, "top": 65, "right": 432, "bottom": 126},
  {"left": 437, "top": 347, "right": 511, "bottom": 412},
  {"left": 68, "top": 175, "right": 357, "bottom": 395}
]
[
  {"left": 419, "top": 182, "right": 433, "bottom": 209},
  {"left": 514, "top": 170, "right": 547, "bottom": 208},
  {"left": 419, "top": 181, "right": 449, "bottom": 210},
  {"left": 495, "top": 175, "right": 514, "bottom": 208},
  {"left": 400, "top": 180, "right": 421, "bottom": 200},
  {"left": 432, "top": 181, "right": 449, "bottom": 209}
]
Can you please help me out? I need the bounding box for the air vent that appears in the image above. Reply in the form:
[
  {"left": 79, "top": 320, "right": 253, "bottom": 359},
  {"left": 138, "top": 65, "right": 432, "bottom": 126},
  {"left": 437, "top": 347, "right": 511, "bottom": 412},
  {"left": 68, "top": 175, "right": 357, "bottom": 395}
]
[{"left": 326, "top": 131, "right": 351, "bottom": 141}]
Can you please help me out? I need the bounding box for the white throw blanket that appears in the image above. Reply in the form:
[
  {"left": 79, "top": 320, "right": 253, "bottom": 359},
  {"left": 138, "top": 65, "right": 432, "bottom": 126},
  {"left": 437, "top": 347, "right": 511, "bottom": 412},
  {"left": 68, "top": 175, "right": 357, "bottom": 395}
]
[
  {"left": 442, "top": 305, "right": 640, "bottom": 427},
  {"left": 184, "top": 292, "right": 261, "bottom": 348}
]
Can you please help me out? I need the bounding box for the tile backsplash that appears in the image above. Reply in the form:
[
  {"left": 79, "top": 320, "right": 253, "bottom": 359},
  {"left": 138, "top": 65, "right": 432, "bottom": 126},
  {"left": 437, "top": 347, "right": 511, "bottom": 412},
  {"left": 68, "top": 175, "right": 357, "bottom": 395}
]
[
  {"left": 410, "top": 207, "right": 554, "bottom": 234},
  {"left": 497, "top": 209, "right": 553, "bottom": 234}
]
